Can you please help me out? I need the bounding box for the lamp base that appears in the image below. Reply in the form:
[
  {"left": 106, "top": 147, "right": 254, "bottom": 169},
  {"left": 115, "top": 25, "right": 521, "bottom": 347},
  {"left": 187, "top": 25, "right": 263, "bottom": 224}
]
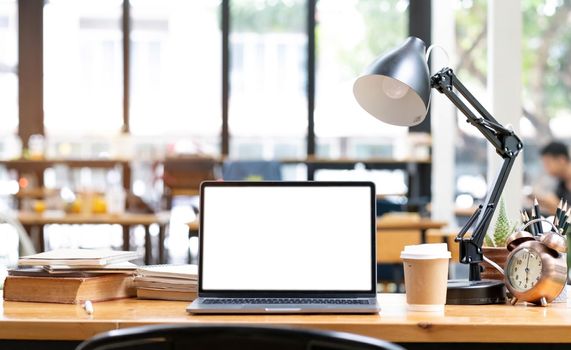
[{"left": 446, "top": 279, "right": 506, "bottom": 305}]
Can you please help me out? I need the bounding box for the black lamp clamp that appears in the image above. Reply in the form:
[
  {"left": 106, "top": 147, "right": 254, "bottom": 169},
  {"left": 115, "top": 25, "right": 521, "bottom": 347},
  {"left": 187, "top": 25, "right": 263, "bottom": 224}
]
[{"left": 430, "top": 67, "right": 523, "bottom": 281}]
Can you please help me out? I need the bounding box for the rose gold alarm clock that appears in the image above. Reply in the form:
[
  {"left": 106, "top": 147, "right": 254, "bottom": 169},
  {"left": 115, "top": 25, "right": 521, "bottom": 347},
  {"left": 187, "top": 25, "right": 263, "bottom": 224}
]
[{"left": 504, "top": 219, "right": 567, "bottom": 306}]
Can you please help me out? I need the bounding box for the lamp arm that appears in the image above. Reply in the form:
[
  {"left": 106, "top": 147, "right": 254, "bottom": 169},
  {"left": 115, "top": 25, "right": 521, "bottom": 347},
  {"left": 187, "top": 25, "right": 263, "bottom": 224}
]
[
  {"left": 430, "top": 68, "right": 521, "bottom": 158},
  {"left": 430, "top": 67, "right": 523, "bottom": 281}
]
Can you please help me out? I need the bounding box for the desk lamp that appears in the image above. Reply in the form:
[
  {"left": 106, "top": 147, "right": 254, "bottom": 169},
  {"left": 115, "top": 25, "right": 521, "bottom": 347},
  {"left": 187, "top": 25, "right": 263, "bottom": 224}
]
[{"left": 353, "top": 37, "right": 523, "bottom": 304}]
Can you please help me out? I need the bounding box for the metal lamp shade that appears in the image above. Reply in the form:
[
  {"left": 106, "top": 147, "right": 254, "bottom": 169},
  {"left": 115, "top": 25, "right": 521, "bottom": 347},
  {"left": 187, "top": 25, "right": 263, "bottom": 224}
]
[{"left": 353, "top": 37, "right": 431, "bottom": 127}]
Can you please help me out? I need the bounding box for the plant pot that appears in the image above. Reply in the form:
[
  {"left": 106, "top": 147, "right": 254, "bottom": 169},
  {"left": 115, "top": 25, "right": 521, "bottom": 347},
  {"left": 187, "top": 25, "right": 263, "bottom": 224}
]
[{"left": 480, "top": 247, "right": 508, "bottom": 281}]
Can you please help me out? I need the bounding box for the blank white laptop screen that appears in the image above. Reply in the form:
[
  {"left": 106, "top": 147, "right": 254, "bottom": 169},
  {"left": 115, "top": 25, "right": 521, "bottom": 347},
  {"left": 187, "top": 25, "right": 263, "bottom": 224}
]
[{"left": 201, "top": 184, "right": 373, "bottom": 291}]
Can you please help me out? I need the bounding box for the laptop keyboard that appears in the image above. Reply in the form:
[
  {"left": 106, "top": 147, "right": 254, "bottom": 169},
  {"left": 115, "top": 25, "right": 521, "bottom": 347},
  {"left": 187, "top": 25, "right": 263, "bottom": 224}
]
[{"left": 202, "top": 298, "right": 371, "bottom": 305}]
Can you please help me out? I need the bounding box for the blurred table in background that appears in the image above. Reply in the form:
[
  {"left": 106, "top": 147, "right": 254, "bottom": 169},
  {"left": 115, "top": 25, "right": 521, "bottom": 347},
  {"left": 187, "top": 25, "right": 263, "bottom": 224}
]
[
  {"left": 0, "top": 158, "right": 131, "bottom": 188},
  {"left": 17, "top": 211, "right": 170, "bottom": 264},
  {"left": 376, "top": 214, "right": 450, "bottom": 263}
]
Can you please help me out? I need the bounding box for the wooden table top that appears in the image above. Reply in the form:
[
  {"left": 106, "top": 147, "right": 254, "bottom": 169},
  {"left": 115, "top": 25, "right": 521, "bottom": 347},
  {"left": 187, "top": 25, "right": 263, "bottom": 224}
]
[
  {"left": 17, "top": 211, "right": 170, "bottom": 226},
  {"left": 2, "top": 293, "right": 571, "bottom": 343},
  {"left": 187, "top": 218, "right": 447, "bottom": 232}
]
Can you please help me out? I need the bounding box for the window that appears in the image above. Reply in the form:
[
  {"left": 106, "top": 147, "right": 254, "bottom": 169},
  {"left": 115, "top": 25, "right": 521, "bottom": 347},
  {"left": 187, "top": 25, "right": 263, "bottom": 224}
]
[
  {"left": 451, "top": 0, "right": 571, "bottom": 207},
  {"left": 0, "top": 0, "right": 17, "bottom": 135},
  {"left": 229, "top": 0, "right": 307, "bottom": 160},
  {"left": 452, "top": 0, "right": 488, "bottom": 208},
  {"left": 129, "top": 0, "right": 222, "bottom": 155},
  {"left": 44, "top": 0, "right": 123, "bottom": 134},
  {"left": 521, "top": 0, "right": 571, "bottom": 189},
  {"left": 315, "top": 0, "right": 409, "bottom": 159}
]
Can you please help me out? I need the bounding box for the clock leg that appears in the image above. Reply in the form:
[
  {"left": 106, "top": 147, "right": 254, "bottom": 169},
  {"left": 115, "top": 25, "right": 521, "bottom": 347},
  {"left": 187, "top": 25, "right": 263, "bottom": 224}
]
[
  {"left": 540, "top": 297, "right": 548, "bottom": 307},
  {"left": 510, "top": 297, "right": 518, "bottom": 305}
]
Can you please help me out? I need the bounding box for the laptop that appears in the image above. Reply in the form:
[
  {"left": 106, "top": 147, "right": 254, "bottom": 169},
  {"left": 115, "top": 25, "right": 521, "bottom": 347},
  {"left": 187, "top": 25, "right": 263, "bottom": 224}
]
[{"left": 187, "top": 181, "right": 380, "bottom": 314}]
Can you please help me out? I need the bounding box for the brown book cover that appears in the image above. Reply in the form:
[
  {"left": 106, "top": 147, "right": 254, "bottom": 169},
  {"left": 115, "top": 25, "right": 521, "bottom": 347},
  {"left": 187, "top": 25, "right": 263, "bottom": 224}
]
[
  {"left": 136, "top": 288, "right": 197, "bottom": 302},
  {"left": 3, "top": 274, "right": 136, "bottom": 304}
]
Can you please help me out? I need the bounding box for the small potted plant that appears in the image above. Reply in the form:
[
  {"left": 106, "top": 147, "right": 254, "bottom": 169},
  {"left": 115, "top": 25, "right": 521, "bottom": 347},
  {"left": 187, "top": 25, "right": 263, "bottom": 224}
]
[{"left": 481, "top": 198, "right": 516, "bottom": 281}]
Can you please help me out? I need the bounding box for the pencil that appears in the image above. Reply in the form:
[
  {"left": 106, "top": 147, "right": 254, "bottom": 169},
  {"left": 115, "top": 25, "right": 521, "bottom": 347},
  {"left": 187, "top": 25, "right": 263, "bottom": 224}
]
[
  {"left": 533, "top": 197, "right": 541, "bottom": 218},
  {"left": 520, "top": 210, "right": 527, "bottom": 224},
  {"left": 532, "top": 198, "right": 543, "bottom": 234},
  {"left": 527, "top": 210, "right": 536, "bottom": 236},
  {"left": 532, "top": 206, "right": 543, "bottom": 234},
  {"left": 563, "top": 218, "right": 570, "bottom": 235},
  {"left": 561, "top": 208, "right": 571, "bottom": 230},
  {"left": 558, "top": 201, "right": 568, "bottom": 229},
  {"left": 554, "top": 198, "right": 563, "bottom": 227}
]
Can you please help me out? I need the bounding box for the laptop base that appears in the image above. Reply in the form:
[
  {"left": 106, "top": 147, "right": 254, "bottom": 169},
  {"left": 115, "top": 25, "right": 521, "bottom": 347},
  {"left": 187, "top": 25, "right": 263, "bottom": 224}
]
[{"left": 187, "top": 298, "right": 380, "bottom": 314}]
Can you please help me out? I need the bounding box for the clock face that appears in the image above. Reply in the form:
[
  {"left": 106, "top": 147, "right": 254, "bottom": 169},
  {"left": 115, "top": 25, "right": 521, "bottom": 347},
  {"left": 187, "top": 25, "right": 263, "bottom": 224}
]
[{"left": 507, "top": 248, "right": 543, "bottom": 292}]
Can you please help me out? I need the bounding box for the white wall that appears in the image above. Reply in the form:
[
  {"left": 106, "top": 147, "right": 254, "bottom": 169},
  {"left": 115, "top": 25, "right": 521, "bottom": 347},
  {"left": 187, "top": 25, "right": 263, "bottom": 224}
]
[{"left": 430, "top": 0, "right": 457, "bottom": 228}]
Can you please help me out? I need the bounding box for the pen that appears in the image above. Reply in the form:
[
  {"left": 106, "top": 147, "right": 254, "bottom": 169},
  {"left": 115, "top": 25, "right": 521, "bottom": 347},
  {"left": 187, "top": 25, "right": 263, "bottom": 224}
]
[{"left": 84, "top": 300, "right": 94, "bottom": 315}]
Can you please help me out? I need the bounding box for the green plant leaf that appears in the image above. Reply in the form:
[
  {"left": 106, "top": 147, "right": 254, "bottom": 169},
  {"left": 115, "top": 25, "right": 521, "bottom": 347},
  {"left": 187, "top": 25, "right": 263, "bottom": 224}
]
[
  {"left": 484, "top": 231, "right": 495, "bottom": 247},
  {"left": 493, "top": 198, "right": 511, "bottom": 247}
]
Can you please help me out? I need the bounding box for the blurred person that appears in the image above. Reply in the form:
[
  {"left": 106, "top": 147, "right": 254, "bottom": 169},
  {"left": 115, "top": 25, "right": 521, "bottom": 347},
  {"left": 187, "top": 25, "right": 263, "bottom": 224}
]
[{"left": 538, "top": 141, "right": 571, "bottom": 213}]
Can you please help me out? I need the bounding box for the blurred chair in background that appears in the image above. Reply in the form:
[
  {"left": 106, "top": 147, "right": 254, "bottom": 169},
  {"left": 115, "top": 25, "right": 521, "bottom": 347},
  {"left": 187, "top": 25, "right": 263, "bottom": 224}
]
[
  {"left": 376, "top": 203, "right": 405, "bottom": 292},
  {"left": 0, "top": 209, "right": 36, "bottom": 257},
  {"left": 376, "top": 198, "right": 404, "bottom": 217},
  {"left": 163, "top": 156, "right": 217, "bottom": 264},
  {"left": 0, "top": 208, "right": 36, "bottom": 289},
  {"left": 222, "top": 160, "right": 282, "bottom": 181},
  {"left": 162, "top": 156, "right": 217, "bottom": 209}
]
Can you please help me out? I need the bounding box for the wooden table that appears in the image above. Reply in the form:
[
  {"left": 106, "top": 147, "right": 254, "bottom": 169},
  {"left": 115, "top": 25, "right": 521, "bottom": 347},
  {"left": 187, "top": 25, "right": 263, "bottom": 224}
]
[
  {"left": 1, "top": 293, "right": 571, "bottom": 349},
  {"left": 18, "top": 211, "right": 170, "bottom": 264}
]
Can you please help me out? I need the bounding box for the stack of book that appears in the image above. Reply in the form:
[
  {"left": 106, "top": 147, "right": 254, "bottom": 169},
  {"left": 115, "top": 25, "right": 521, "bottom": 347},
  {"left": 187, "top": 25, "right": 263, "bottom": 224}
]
[
  {"left": 4, "top": 249, "right": 139, "bottom": 304},
  {"left": 135, "top": 264, "right": 198, "bottom": 301}
]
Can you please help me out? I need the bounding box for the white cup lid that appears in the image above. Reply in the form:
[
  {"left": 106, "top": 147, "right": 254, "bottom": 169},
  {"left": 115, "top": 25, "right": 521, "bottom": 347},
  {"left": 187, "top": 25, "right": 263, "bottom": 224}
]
[{"left": 400, "top": 243, "right": 451, "bottom": 260}]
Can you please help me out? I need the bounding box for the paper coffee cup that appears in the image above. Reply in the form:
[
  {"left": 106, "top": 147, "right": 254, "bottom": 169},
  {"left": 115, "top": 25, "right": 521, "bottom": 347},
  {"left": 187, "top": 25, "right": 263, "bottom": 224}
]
[{"left": 400, "top": 243, "right": 451, "bottom": 312}]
